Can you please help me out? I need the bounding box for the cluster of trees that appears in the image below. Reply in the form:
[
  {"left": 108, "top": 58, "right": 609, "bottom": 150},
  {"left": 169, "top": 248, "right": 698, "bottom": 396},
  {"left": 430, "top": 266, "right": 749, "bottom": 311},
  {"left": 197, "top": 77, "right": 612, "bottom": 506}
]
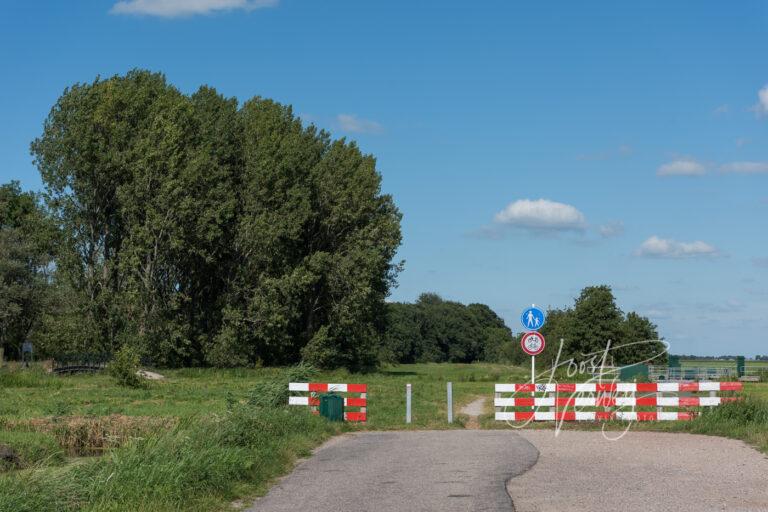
[
  {"left": 381, "top": 287, "right": 666, "bottom": 368},
  {"left": 2, "top": 70, "right": 402, "bottom": 370},
  {"left": 381, "top": 293, "right": 515, "bottom": 364},
  {"left": 537, "top": 286, "right": 667, "bottom": 367}
]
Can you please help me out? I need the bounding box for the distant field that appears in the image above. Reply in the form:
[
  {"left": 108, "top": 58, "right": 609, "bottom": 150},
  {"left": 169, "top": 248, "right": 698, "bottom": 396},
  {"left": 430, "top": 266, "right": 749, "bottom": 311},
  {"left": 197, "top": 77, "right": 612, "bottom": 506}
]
[{"left": 679, "top": 359, "right": 768, "bottom": 369}]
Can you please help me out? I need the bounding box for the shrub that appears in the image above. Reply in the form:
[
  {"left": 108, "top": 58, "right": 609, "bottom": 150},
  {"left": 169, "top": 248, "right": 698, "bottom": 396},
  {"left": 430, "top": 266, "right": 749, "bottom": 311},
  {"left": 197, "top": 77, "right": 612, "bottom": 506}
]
[
  {"left": 247, "top": 363, "right": 317, "bottom": 408},
  {"left": 108, "top": 346, "right": 144, "bottom": 388}
]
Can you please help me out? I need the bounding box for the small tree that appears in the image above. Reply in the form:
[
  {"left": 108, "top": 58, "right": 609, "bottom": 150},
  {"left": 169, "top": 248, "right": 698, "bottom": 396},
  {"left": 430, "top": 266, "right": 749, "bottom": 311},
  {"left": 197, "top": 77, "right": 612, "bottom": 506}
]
[{"left": 108, "top": 345, "right": 144, "bottom": 388}]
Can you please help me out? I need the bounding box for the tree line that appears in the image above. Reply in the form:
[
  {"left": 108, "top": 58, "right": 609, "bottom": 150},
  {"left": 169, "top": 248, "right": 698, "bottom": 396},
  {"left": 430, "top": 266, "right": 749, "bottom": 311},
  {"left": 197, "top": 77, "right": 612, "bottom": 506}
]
[
  {"left": 382, "top": 286, "right": 667, "bottom": 367},
  {"left": 381, "top": 293, "right": 516, "bottom": 364},
  {"left": 1, "top": 70, "right": 401, "bottom": 370}
]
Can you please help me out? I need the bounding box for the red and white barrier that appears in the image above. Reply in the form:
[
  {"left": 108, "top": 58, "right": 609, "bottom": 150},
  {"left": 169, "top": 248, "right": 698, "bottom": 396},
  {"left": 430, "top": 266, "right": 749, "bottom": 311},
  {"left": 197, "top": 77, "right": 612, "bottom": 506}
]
[
  {"left": 288, "top": 382, "right": 367, "bottom": 422},
  {"left": 494, "top": 382, "right": 743, "bottom": 393},
  {"left": 494, "top": 382, "right": 743, "bottom": 422}
]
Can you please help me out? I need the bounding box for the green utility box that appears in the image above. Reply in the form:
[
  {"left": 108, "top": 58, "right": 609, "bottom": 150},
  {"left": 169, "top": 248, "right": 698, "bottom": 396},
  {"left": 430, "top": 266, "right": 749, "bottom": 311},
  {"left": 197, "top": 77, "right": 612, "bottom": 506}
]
[
  {"left": 736, "top": 356, "right": 745, "bottom": 378},
  {"left": 319, "top": 393, "right": 344, "bottom": 422},
  {"left": 619, "top": 364, "right": 649, "bottom": 381}
]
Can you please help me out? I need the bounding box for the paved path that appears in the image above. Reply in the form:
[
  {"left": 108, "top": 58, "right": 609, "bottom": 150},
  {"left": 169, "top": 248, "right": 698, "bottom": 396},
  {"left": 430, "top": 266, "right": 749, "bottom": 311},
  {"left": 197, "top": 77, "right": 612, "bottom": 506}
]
[
  {"left": 248, "top": 430, "right": 539, "bottom": 512},
  {"left": 508, "top": 430, "right": 768, "bottom": 512}
]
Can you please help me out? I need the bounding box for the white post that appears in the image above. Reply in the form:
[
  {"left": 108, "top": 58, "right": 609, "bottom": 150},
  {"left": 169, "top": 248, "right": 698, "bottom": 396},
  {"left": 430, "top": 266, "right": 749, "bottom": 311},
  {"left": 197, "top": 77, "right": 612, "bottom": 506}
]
[
  {"left": 406, "top": 383, "right": 412, "bottom": 424},
  {"left": 447, "top": 382, "right": 453, "bottom": 423},
  {"left": 531, "top": 355, "right": 536, "bottom": 404}
]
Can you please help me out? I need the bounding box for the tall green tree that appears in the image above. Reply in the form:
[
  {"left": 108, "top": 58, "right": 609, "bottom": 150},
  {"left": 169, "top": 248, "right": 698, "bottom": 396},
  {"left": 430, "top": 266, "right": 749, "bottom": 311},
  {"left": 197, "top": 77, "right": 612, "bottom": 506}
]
[
  {"left": 539, "top": 286, "right": 666, "bottom": 367},
  {"left": 0, "top": 182, "right": 56, "bottom": 358},
  {"left": 31, "top": 70, "right": 402, "bottom": 370}
]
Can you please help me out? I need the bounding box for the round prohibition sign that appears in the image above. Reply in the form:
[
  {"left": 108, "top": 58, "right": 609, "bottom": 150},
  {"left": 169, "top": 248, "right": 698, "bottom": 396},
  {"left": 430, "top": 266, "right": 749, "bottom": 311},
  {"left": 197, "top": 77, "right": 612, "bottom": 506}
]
[{"left": 521, "top": 331, "right": 546, "bottom": 356}]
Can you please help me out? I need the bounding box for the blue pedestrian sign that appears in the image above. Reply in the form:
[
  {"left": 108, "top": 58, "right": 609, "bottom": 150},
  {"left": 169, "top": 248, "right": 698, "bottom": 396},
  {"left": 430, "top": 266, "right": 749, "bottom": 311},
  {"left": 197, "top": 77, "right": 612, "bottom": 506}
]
[{"left": 521, "top": 306, "right": 546, "bottom": 331}]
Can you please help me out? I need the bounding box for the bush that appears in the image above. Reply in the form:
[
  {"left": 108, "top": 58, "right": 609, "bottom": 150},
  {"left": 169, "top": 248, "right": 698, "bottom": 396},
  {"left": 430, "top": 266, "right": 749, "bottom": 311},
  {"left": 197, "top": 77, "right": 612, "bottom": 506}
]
[
  {"left": 108, "top": 346, "right": 145, "bottom": 388},
  {"left": 247, "top": 363, "right": 317, "bottom": 408}
]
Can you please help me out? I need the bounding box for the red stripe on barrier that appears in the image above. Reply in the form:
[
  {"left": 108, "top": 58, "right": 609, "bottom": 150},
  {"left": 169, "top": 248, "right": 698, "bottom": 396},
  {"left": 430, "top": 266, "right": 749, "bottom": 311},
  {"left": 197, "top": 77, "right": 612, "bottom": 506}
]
[
  {"left": 345, "top": 412, "right": 367, "bottom": 422},
  {"left": 345, "top": 397, "right": 367, "bottom": 407},
  {"left": 636, "top": 411, "right": 658, "bottom": 421},
  {"left": 347, "top": 384, "right": 367, "bottom": 393},
  {"left": 308, "top": 383, "right": 328, "bottom": 392},
  {"left": 720, "top": 382, "right": 743, "bottom": 391},
  {"left": 596, "top": 383, "right": 617, "bottom": 392},
  {"left": 636, "top": 383, "right": 657, "bottom": 392},
  {"left": 556, "top": 412, "right": 576, "bottom": 421},
  {"left": 636, "top": 397, "right": 657, "bottom": 407},
  {"left": 558, "top": 383, "right": 576, "bottom": 393},
  {"left": 679, "top": 383, "right": 699, "bottom": 392},
  {"left": 515, "top": 398, "right": 535, "bottom": 407},
  {"left": 595, "top": 411, "right": 614, "bottom": 421},
  {"left": 515, "top": 411, "right": 535, "bottom": 421},
  {"left": 516, "top": 384, "right": 535, "bottom": 392},
  {"left": 679, "top": 397, "right": 700, "bottom": 407}
]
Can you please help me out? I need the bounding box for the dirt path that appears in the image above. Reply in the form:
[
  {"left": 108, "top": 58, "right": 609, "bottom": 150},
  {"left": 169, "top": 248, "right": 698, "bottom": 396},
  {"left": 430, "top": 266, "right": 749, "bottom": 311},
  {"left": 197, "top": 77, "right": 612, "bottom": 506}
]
[{"left": 460, "top": 396, "right": 486, "bottom": 429}]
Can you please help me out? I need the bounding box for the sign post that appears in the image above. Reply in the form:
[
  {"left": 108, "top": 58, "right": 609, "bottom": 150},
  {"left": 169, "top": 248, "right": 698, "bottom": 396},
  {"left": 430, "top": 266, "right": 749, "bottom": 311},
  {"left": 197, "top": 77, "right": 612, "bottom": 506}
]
[{"left": 520, "top": 305, "right": 546, "bottom": 392}]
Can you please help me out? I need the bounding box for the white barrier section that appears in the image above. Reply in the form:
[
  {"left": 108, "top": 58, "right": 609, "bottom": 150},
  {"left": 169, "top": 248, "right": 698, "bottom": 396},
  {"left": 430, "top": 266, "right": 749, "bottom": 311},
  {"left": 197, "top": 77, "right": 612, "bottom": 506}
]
[
  {"left": 288, "top": 382, "right": 367, "bottom": 422},
  {"left": 493, "top": 382, "right": 743, "bottom": 422}
]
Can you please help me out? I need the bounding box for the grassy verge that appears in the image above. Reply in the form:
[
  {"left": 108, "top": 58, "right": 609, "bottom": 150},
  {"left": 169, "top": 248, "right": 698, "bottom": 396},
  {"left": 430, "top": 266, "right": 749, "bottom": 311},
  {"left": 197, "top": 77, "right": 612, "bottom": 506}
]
[{"left": 0, "top": 407, "right": 342, "bottom": 512}]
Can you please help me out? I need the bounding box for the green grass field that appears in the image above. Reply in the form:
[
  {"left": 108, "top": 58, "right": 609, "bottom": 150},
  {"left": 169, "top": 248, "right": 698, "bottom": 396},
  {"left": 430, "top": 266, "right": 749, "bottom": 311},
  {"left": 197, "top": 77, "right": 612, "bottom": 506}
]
[{"left": 1, "top": 362, "right": 766, "bottom": 511}]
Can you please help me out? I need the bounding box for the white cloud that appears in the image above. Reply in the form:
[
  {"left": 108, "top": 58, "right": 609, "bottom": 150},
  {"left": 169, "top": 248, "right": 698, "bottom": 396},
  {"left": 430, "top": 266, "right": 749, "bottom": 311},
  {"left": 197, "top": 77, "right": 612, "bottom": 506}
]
[
  {"left": 636, "top": 236, "right": 718, "bottom": 259},
  {"left": 720, "top": 161, "right": 768, "bottom": 174},
  {"left": 336, "top": 114, "right": 383, "bottom": 134},
  {"left": 657, "top": 159, "right": 707, "bottom": 176},
  {"left": 755, "top": 85, "right": 768, "bottom": 116},
  {"left": 110, "top": 0, "right": 277, "bottom": 17},
  {"left": 494, "top": 199, "right": 586, "bottom": 232},
  {"left": 599, "top": 221, "right": 625, "bottom": 238},
  {"left": 713, "top": 104, "right": 730, "bottom": 116}
]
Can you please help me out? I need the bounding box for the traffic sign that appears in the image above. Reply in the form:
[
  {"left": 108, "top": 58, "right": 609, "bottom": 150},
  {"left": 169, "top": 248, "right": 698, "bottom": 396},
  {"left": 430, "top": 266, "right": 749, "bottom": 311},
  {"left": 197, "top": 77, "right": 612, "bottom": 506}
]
[
  {"left": 521, "top": 331, "right": 546, "bottom": 356},
  {"left": 520, "top": 306, "right": 546, "bottom": 331}
]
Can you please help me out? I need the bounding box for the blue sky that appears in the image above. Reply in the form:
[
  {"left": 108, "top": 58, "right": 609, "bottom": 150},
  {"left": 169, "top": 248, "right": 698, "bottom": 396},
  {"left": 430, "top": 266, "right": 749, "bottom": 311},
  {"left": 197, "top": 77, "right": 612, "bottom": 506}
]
[{"left": 1, "top": 1, "right": 767, "bottom": 356}]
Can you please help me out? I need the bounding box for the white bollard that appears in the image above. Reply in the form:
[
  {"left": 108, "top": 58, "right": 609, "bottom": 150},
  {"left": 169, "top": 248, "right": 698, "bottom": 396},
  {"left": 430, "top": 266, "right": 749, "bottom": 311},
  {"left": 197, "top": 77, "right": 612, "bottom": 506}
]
[
  {"left": 447, "top": 382, "right": 453, "bottom": 423},
  {"left": 406, "top": 383, "right": 412, "bottom": 424}
]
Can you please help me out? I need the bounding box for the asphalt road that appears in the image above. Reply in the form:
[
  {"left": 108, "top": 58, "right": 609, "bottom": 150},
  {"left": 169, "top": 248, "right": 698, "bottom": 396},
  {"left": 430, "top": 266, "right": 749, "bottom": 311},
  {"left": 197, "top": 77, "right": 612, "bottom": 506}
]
[
  {"left": 249, "top": 429, "right": 768, "bottom": 512},
  {"left": 248, "top": 430, "right": 539, "bottom": 512},
  {"left": 508, "top": 430, "right": 768, "bottom": 512}
]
